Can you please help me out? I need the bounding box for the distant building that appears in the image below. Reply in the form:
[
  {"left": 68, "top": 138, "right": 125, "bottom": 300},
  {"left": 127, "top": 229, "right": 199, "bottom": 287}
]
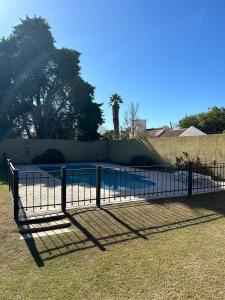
[
  {"left": 132, "top": 119, "right": 147, "bottom": 133},
  {"left": 128, "top": 118, "right": 206, "bottom": 138},
  {"left": 145, "top": 126, "right": 206, "bottom": 138}
]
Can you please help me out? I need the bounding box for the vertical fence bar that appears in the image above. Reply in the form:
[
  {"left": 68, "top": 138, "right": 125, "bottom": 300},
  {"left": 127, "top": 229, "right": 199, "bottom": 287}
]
[
  {"left": 188, "top": 161, "right": 193, "bottom": 196},
  {"left": 13, "top": 169, "right": 19, "bottom": 221},
  {"left": 96, "top": 165, "right": 101, "bottom": 207},
  {"left": 61, "top": 166, "right": 67, "bottom": 212}
]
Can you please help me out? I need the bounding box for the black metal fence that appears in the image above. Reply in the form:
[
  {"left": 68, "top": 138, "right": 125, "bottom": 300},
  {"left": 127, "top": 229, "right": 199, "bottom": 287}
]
[
  {"left": 7, "top": 159, "right": 225, "bottom": 221},
  {"left": 7, "top": 159, "right": 19, "bottom": 220}
]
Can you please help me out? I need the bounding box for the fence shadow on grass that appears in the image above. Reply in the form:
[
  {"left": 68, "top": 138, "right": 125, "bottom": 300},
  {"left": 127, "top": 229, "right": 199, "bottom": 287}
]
[
  {"left": 17, "top": 200, "right": 44, "bottom": 267},
  {"left": 21, "top": 191, "right": 225, "bottom": 266}
]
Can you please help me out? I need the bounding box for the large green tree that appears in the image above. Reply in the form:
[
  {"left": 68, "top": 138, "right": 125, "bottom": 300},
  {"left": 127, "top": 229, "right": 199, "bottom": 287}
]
[
  {"left": 109, "top": 93, "right": 122, "bottom": 139},
  {"left": 0, "top": 16, "right": 103, "bottom": 140},
  {"left": 179, "top": 106, "right": 225, "bottom": 134}
]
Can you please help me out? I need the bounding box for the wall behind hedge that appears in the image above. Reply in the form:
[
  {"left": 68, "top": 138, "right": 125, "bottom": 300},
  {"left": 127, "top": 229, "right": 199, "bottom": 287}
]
[
  {"left": 107, "top": 134, "right": 225, "bottom": 164},
  {"left": 1, "top": 134, "right": 225, "bottom": 165},
  {"left": 1, "top": 139, "right": 107, "bottom": 164}
]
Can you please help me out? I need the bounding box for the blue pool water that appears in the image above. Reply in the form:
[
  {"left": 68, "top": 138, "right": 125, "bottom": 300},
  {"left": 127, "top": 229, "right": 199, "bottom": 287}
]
[{"left": 39, "top": 163, "right": 155, "bottom": 190}]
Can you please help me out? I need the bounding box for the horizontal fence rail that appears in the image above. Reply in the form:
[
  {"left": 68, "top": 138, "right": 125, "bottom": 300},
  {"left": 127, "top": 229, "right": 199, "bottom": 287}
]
[{"left": 6, "top": 159, "right": 225, "bottom": 221}]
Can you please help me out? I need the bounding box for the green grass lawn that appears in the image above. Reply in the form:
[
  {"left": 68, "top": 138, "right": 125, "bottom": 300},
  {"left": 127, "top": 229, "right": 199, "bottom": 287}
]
[{"left": 1, "top": 173, "right": 225, "bottom": 299}]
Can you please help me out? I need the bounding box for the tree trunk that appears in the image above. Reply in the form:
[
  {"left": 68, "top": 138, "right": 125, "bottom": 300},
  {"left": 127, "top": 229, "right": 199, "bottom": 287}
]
[{"left": 112, "top": 104, "right": 119, "bottom": 139}]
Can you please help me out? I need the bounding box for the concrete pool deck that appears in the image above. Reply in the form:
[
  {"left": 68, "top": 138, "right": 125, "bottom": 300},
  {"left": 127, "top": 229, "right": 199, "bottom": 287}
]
[{"left": 16, "top": 163, "right": 225, "bottom": 216}]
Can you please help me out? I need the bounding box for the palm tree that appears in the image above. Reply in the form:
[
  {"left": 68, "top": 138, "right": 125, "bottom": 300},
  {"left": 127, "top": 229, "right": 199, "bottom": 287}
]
[{"left": 109, "top": 94, "right": 123, "bottom": 139}]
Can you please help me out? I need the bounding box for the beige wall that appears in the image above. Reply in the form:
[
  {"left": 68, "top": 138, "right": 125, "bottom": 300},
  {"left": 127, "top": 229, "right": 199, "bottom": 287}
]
[
  {"left": 1, "top": 139, "right": 107, "bottom": 164},
  {"left": 147, "top": 134, "right": 225, "bottom": 164},
  {"left": 107, "top": 134, "right": 225, "bottom": 164},
  {"left": 106, "top": 139, "right": 164, "bottom": 164},
  {"left": 2, "top": 134, "right": 225, "bottom": 165}
]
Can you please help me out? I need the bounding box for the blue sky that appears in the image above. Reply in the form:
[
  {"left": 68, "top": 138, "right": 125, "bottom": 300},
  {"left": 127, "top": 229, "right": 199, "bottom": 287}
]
[{"left": 1, "top": 0, "right": 225, "bottom": 129}]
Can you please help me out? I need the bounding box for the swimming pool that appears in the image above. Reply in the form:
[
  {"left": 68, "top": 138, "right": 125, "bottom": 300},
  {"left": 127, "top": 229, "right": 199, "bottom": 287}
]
[{"left": 39, "top": 163, "right": 155, "bottom": 190}]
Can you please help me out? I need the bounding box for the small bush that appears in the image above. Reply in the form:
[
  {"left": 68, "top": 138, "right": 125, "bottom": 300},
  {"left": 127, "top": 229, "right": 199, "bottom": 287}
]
[
  {"left": 175, "top": 152, "right": 221, "bottom": 180},
  {"left": 32, "top": 149, "right": 65, "bottom": 164},
  {"left": 129, "top": 155, "right": 157, "bottom": 166}
]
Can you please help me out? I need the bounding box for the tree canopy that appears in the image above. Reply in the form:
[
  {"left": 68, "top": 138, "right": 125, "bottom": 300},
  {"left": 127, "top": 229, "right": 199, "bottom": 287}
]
[
  {"left": 178, "top": 106, "right": 225, "bottom": 134},
  {"left": 0, "top": 16, "right": 103, "bottom": 140}
]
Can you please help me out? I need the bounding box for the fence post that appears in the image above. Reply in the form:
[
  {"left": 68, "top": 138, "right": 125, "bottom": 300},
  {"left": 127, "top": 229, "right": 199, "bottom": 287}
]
[
  {"left": 188, "top": 161, "right": 193, "bottom": 196},
  {"left": 96, "top": 166, "right": 101, "bottom": 208},
  {"left": 61, "top": 166, "right": 67, "bottom": 213},
  {"left": 7, "top": 159, "right": 12, "bottom": 191},
  {"left": 13, "top": 169, "right": 19, "bottom": 221}
]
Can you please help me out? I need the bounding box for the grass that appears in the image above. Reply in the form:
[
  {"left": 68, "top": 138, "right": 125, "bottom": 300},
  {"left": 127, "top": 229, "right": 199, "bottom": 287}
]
[{"left": 1, "top": 170, "right": 225, "bottom": 299}]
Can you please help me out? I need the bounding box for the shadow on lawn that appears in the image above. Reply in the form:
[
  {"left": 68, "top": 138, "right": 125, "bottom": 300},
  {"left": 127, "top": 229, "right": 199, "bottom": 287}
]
[
  {"left": 20, "top": 191, "right": 225, "bottom": 267},
  {"left": 17, "top": 201, "right": 44, "bottom": 267}
]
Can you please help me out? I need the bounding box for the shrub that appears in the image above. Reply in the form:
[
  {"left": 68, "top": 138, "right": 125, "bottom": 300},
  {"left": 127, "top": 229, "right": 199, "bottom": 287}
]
[
  {"left": 32, "top": 149, "right": 65, "bottom": 164},
  {"left": 175, "top": 152, "right": 220, "bottom": 180},
  {"left": 129, "top": 155, "right": 157, "bottom": 166}
]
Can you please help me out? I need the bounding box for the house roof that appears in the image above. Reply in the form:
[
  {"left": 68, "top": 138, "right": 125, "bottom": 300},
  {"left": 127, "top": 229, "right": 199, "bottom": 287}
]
[
  {"left": 145, "top": 127, "right": 190, "bottom": 137},
  {"left": 159, "top": 129, "right": 187, "bottom": 137},
  {"left": 145, "top": 126, "right": 206, "bottom": 137},
  {"left": 145, "top": 126, "right": 171, "bottom": 137}
]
